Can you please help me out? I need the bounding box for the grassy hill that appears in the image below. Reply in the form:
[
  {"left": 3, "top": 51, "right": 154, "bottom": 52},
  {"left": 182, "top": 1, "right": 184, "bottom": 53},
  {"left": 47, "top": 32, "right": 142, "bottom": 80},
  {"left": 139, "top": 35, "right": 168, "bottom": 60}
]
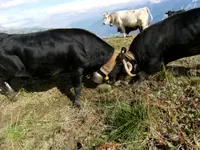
[{"left": 0, "top": 35, "right": 199, "bottom": 150}]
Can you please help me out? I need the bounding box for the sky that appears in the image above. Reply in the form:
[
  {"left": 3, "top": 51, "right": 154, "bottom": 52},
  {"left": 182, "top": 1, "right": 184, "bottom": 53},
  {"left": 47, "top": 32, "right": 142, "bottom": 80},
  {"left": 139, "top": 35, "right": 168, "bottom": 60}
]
[{"left": 0, "top": 0, "right": 165, "bottom": 28}]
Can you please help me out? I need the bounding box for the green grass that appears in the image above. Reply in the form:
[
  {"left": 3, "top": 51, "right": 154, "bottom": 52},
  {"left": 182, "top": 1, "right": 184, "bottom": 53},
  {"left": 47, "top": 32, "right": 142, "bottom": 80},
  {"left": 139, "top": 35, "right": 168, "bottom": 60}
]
[
  {"left": 0, "top": 34, "right": 199, "bottom": 150},
  {"left": 105, "top": 101, "right": 149, "bottom": 141},
  {"left": 104, "top": 101, "right": 150, "bottom": 149},
  {"left": 5, "top": 123, "right": 27, "bottom": 143}
]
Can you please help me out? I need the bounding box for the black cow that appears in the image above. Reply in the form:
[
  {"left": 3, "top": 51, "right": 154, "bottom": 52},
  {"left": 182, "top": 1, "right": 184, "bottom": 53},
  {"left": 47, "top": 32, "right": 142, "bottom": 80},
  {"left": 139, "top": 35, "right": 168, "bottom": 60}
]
[
  {"left": 165, "top": 9, "right": 185, "bottom": 17},
  {"left": 120, "top": 8, "right": 200, "bottom": 83},
  {"left": 0, "top": 28, "right": 119, "bottom": 107}
]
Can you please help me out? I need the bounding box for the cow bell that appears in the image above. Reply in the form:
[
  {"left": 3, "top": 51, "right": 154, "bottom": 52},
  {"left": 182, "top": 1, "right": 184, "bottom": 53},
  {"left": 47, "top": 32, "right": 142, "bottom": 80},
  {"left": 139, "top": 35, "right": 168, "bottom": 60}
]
[
  {"left": 91, "top": 71, "right": 104, "bottom": 84},
  {"left": 91, "top": 51, "right": 119, "bottom": 84}
]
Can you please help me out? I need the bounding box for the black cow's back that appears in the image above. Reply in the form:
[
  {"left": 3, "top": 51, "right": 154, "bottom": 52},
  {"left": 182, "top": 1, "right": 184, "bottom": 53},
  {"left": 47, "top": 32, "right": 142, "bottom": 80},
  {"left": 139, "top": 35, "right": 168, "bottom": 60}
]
[{"left": 0, "top": 28, "right": 114, "bottom": 79}]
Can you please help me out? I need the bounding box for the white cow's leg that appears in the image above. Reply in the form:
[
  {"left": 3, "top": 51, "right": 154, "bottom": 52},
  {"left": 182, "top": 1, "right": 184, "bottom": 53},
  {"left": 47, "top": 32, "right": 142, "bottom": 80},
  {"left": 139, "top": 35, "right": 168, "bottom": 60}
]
[
  {"left": 123, "top": 33, "right": 126, "bottom": 38},
  {"left": 141, "top": 22, "right": 148, "bottom": 32},
  {"left": 120, "top": 26, "right": 126, "bottom": 38}
]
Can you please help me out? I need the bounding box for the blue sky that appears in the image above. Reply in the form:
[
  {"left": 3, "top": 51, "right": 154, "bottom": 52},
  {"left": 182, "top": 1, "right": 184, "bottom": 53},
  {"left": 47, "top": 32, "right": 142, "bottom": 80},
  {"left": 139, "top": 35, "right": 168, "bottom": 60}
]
[{"left": 0, "top": 0, "right": 165, "bottom": 28}]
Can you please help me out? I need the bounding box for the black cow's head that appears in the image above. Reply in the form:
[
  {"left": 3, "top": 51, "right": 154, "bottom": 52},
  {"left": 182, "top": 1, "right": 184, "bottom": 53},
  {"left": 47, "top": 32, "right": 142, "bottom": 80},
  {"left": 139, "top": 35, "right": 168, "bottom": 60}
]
[
  {"left": 165, "top": 10, "right": 174, "bottom": 17},
  {"left": 91, "top": 47, "right": 137, "bottom": 84},
  {"left": 165, "top": 9, "right": 185, "bottom": 17}
]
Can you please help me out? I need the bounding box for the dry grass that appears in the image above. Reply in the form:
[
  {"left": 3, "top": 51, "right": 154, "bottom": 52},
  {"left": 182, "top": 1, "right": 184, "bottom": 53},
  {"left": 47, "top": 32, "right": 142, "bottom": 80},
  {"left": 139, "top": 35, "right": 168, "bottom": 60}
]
[
  {"left": 0, "top": 34, "right": 199, "bottom": 150},
  {"left": 105, "top": 34, "right": 136, "bottom": 52}
]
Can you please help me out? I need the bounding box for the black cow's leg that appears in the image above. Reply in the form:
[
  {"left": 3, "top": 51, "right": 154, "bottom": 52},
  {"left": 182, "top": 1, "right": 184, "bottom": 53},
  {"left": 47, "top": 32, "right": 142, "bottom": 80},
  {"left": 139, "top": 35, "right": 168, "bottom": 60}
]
[
  {"left": 4, "top": 81, "right": 17, "bottom": 99},
  {"left": 70, "top": 68, "right": 83, "bottom": 108},
  {"left": 0, "top": 79, "right": 17, "bottom": 100},
  {"left": 0, "top": 79, "right": 4, "bottom": 94},
  {"left": 139, "top": 27, "right": 143, "bottom": 33},
  {"left": 131, "top": 59, "right": 162, "bottom": 87},
  {"left": 131, "top": 71, "right": 149, "bottom": 88}
]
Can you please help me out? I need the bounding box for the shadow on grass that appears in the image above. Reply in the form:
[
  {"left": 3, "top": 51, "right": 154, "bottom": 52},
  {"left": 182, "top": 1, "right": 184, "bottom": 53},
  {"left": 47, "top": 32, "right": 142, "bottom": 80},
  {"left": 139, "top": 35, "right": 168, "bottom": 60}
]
[
  {"left": 166, "top": 64, "right": 200, "bottom": 76},
  {"left": 10, "top": 74, "right": 98, "bottom": 102},
  {"left": 8, "top": 64, "right": 200, "bottom": 102}
]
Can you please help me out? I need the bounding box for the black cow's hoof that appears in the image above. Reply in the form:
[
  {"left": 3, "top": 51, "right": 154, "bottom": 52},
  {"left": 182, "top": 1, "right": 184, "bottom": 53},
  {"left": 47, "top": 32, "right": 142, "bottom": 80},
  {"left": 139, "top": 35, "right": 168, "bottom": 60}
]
[
  {"left": 7, "top": 91, "right": 18, "bottom": 102},
  {"left": 73, "top": 101, "right": 81, "bottom": 108}
]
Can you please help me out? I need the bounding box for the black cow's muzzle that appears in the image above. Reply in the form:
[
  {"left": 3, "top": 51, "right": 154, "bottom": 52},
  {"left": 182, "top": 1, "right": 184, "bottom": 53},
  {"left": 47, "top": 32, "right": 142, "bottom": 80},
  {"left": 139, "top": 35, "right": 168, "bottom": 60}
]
[{"left": 91, "top": 47, "right": 136, "bottom": 84}]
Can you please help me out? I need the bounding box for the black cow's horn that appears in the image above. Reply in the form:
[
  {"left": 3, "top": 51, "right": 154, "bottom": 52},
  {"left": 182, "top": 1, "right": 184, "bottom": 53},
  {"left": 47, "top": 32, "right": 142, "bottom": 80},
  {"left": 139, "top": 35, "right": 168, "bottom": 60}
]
[
  {"left": 127, "top": 61, "right": 133, "bottom": 71},
  {"left": 122, "top": 59, "right": 136, "bottom": 77},
  {"left": 125, "top": 51, "right": 135, "bottom": 61}
]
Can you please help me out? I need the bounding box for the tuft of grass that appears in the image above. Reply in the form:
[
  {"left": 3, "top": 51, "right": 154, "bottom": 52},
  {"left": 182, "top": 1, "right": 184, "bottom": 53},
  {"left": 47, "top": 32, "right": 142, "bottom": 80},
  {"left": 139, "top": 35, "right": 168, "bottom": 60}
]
[
  {"left": 190, "top": 76, "right": 200, "bottom": 85},
  {"left": 155, "top": 67, "right": 174, "bottom": 82},
  {"left": 104, "top": 100, "right": 151, "bottom": 149},
  {"left": 4, "top": 122, "right": 27, "bottom": 143}
]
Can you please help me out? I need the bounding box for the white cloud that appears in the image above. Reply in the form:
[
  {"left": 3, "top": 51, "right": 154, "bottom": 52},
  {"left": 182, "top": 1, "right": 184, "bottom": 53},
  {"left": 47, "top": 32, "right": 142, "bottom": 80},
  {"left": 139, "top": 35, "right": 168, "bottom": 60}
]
[
  {"left": 22, "top": 0, "right": 137, "bottom": 16},
  {"left": 0, "top": 0, "right": 165, "bottom": 28},
  {"left": 0, "top": 0, "right": 38, "bottom": 8},
  {"left": 185, "top": 0, "right": 200, "bottom": 10},
  {"left": 192, "top": 0, "right": 200, "bottom": 2},
  {"left": 150, "top": 0, "right": 161, "bottom": 3}
]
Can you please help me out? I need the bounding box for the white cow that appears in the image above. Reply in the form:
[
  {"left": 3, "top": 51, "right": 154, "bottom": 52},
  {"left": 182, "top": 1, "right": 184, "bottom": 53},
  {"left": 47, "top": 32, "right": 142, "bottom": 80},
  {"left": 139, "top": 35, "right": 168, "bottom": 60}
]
[{"left": 103, "top": 7, "right": 153, "bottom": 37}]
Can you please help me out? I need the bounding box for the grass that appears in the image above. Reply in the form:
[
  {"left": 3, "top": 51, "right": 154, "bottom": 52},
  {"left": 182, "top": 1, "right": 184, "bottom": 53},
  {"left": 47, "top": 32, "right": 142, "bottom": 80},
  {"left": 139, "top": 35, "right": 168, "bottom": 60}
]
[
  {"left": 0, "top": 34, "right": 200, "bottom": 150},
  {"left": 105, "top": 101, "right": 149, "bottom": 141},
  {"left": 105, "top": 34, "right": 136, "bottom": 52},
  {"left": 103, "top": 101, "right": 152, "bottom": 150}
]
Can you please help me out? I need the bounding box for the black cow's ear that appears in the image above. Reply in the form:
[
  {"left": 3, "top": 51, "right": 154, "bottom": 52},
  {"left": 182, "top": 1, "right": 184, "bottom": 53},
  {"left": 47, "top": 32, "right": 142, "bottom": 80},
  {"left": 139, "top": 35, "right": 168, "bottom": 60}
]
[{"left": 121, "top": 47, "right": 127, "bottom": 53}]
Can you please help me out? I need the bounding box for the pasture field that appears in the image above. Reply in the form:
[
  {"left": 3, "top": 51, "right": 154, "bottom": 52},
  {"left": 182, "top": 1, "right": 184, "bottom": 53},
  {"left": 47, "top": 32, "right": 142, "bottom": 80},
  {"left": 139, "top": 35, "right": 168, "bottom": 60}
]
[{"left": 0, "top": 34, "right": 199, "bottom": 150}]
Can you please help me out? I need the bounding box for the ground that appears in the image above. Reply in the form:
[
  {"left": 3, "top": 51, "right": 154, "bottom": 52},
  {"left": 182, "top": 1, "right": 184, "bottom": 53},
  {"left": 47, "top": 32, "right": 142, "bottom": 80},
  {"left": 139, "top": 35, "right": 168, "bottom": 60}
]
[{"left": 0, "top": 35, "right": 199, "bottom": 150}]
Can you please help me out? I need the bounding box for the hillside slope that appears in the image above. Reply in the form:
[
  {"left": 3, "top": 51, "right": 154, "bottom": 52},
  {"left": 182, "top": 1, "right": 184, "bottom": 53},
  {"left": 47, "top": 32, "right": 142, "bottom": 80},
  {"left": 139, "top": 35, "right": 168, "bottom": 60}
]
[{"left": 0, "top": 35, "right": 199, "bottom": 150}]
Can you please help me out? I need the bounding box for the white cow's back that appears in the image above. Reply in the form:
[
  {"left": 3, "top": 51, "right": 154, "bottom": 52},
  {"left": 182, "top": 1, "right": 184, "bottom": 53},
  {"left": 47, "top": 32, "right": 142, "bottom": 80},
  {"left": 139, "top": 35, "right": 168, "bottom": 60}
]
[{"left": 111, "top": 7, "right": 149, "bottom": 28}]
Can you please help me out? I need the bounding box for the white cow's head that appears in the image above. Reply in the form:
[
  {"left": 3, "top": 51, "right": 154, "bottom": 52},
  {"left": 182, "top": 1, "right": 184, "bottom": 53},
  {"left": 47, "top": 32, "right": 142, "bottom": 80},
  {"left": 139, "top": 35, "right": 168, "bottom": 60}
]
[{"left": 103, "top": 12, "right": 112, "bottom": 26}]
